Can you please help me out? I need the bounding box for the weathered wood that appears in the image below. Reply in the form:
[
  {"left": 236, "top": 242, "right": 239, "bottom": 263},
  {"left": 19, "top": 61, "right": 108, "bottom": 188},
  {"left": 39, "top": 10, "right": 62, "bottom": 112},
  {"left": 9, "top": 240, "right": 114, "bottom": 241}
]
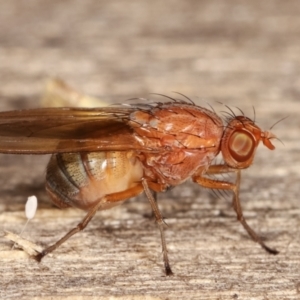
[{"left": 1, "top": 0, "right": 300, "bottom": 299}]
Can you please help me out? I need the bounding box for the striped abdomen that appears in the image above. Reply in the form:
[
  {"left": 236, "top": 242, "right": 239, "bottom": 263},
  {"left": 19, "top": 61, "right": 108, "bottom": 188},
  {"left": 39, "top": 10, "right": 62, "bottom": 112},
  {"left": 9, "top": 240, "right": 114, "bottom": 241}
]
[{"left": 46, "top": 151, "right": 144, "bottom": 210}]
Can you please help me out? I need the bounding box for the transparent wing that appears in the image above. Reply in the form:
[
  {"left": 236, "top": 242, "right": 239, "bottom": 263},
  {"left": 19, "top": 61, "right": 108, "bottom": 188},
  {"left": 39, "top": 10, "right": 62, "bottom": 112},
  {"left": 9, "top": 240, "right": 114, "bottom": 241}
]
[{"left": 0, "top": 107, "right": 148, "bottom": 154}]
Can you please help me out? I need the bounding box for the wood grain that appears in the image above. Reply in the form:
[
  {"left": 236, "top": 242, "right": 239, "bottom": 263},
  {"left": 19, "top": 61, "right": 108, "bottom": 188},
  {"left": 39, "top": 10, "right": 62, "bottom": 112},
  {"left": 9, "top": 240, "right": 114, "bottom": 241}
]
[{"left": 1, "top": 0, "right": 300, "bottom": 299}]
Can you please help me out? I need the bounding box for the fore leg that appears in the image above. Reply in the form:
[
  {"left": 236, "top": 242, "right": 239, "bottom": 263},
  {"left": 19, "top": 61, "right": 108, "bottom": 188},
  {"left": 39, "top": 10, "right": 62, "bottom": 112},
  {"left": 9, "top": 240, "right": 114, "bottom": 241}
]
[
  {"left": 142, "top": 179, "right": 173, "bottom": 276},
  {"left": 35, "top": 184, "right": 144, "bottom": 262},
  {"left": 193, "top": 165, "right": 278, "bottom": 254}
]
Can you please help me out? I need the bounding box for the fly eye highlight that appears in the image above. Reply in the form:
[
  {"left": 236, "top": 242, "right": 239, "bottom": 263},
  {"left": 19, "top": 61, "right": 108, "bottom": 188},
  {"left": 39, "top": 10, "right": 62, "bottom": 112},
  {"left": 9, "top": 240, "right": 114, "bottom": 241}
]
[
  {"left": 221, "top": 115, "right": 277, "bottom": 169},
  {"left": 229, "top": 131, "right": 255, "bottom": 162}
]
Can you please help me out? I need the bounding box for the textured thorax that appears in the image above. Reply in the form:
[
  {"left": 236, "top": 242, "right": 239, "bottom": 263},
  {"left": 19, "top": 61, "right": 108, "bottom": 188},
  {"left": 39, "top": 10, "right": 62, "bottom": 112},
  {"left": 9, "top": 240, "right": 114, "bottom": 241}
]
[{"left": 128, "top": 103, "right": 224, "bottom": 186}]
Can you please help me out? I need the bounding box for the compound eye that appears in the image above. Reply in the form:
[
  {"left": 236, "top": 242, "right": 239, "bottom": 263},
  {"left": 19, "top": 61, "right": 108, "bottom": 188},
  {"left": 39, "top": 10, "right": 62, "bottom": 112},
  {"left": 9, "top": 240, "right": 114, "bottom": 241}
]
[{"left": 229, "top": 131, "right": 255, "bottom": 162}]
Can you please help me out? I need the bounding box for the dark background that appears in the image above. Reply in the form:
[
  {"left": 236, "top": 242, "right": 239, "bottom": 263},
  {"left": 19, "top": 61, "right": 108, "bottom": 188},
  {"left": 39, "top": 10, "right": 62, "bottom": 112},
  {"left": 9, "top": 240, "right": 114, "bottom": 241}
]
[{"left": 0, "top": 1, "right": 300, "bottom": 299}]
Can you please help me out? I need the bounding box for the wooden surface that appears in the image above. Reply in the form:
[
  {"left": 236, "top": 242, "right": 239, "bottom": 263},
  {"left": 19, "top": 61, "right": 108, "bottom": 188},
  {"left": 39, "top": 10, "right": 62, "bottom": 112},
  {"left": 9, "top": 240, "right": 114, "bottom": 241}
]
[{"left": 1, "top": 0, "right": 300, "bottom": 299}]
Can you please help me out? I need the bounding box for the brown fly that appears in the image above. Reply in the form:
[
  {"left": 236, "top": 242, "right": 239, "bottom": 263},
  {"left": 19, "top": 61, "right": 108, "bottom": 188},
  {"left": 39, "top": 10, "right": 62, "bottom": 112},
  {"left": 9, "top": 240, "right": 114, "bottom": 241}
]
[{"left": 0, "top": 98, "right": 278, "bottom": 275}]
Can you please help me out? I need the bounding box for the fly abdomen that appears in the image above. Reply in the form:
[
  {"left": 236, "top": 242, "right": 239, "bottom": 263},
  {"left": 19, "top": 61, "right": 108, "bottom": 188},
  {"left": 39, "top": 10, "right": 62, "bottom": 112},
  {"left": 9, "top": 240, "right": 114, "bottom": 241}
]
[{"left": 46, "top": 151, "right": 144, "bottom": 210}]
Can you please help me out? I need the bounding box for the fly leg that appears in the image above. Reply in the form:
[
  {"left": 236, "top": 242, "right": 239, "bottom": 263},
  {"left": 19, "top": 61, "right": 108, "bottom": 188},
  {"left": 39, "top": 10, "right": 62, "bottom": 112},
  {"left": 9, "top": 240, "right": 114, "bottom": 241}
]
[
  {"left": 142, "top": 179, "right": 173, "bottom": 276},
  {"left": 34, "top": 184, "right": 144, "bottom": 262},
  {"left": 193, "top": 165, "right": 278, "bottom": 255},
  {"left": 149, "top": 191, "right": 158, "bottom": 219}
]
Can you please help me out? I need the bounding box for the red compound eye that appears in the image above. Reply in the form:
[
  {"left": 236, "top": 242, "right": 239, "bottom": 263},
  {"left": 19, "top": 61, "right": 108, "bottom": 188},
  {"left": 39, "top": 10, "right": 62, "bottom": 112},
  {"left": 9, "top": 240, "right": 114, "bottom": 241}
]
[{"left": 229, "top": 131, "right": 255, "bottom": 162}]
